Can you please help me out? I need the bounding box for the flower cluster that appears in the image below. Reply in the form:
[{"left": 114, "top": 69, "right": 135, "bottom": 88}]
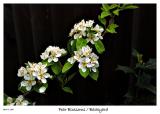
[
  {"left": 68, "top": 45, "right": 99, "bottom": 72},
  {"left": 69, "top": 19, "right": 104, "bottom": 44},
  {"left": 40, "top": 46, "right": 67, "bottom": 62},
  {"left": 6, "top": 95, "right": 30, "bottom": 106},
  {"left": 17, "top": 62, "right": 52, "bottom": 92}
]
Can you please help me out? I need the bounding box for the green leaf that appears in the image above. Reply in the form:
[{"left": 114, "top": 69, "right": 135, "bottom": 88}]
[
  {"left": 94, "top": 40, "right": 105, "bottom": 54},
  {"left": 89, "top": 69, "right": 99, "bottom": 81},
  {"left": 106, "top": 23, "right": 119, "bottom": 33},
  {"left": 67, "top": 39, "right": 76, "bottom": 55},
  {"left": 62, "top": 61, "right": 74, "bottom": 73},
  {"left": 79, "top": 68, "right": 90, "bottom": 78},
  {"left": 76, "top": 38, "right": 87, "bottom": 50},
  {"left": 101, "top": 11, "right": 111, "bottom": 18},
  {"left": 62, "top": 87, "right": 73, "bottom": 94},
  {"left": 110, "top": 4, "right": 120, "bottom": 9},
  {"left": 18, "top": 86, "right": 28, "bottom": 93},
  {"left": 113, "top": 9, "right": 120, "bottom": 16},
  {"left": 98, "top": 15, "right": 106, "bottom": 25},
  {"left": 33, "top": 83, "right": 48, "bottom": 93},
  {"left": 102, "top": 4, "right": 110, "bottom": 11},
  {"left": 4, "top": 93, "right": 9, "bottom": 105},
  {"left": 116, "top": 65, "right": 135, "bottom": 74},
  {"left": 123, "top": 4, "right": 138, "bottom": 10},
  {"left": 51, "top": 62, "right": 62, "bottom": 75}
]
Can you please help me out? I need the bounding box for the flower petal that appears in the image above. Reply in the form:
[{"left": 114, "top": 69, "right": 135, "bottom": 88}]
[{"left": 41, "top": 78, "right": 47, "bottom": 83}]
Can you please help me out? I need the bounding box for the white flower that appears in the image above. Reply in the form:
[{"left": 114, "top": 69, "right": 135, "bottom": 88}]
[
  {"left": 78, "top": 57, "right": 91, "bottom": 72},
  {"left": 15, "top": 95, "right": 29, "bottom": 106},
  {"left": 7, "top": 97, "right": 13, "bottom": 103},
  {"left": 21, "top": 76, "right": 36, "bottom": 91},
  {"left": 81, "top": 45, "right": 92, "bottom": 56},
  {"left": 69, "top": 19, "right": 87, "bottom": 38},
  {"left": 85, "top": 20, "right": 94, "bottom": 27},
  {"left": 39, "top": 86, "right": 46, "bottom": 93},
  {"left": 92, "top": 67, "right": 97, "bottom": 72},
  {"left": 17, "top": 67, "right": 27, "bottom": 77},
  {"left": 74, "top": 50, "right": 83, "bottom": 61},
  {"left": 26, "top": 62, "right": 37, "bottom": 76},
  {"left": 92, "top": 24, "right": 104, "bottom": 33},
  {"left": 40, "top": 46, "right": 66, "bottom": 63},
  {"left": 33, "top": 62, "right": 51, "bottom": 83},
  {"left": 67, "top": 57, "right": 76, "bottom": 64},
  {"left": 70, "top": 40, "right": 74, "bottom": 46},
  {"left": 6, "top": 97, "right": 15, "bottom": 106},
  {"left": 40, "top": 51, "right": 49, "bottom": 60},
  {"left": 72, "top": 45, "right": 99, "bottom": 73}
]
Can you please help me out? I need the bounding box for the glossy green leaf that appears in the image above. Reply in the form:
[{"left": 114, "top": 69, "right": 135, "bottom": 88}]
[
  {"left": 33, "top": 83, "right": 48, "bottom": 93},
  {"left": 101, "top": 11, "right": 111, "bottom": 18},
  {"left": 76, "top": 38, "right": 87, "bottom": 50},
  {"left": 18, "top": 86, "right": 28, "bottom": 93},
  {"left": 62, "top": 87, "right": 73, "bottom": 94},
  {"left": 110, "top": 4, "right": 120, "bottom": 9},
  {"left": 98, "top": 15, "right": 106, "bottom": 25},
  {"left": 113, "top": 9, "right": 120, "bottom": 16},
  {"left": 106, "top": 23, "right": 118, "bottom": 33},
  {"left": 67, "top": 39, "right": 76, "bottom": 55},
  {"left": 123, "top": 4, "right": 138, "bottom": 10},
  {"left": 89, "top": 69, "right": 99, "bottom": 81},
  {"left": 79, "top": 68, "right": 90, "bottom": 78},
  {"left": 94, "top": 40, "right": 105, "bottom": 54},
  {"left": 62, "top": 61, "right": 74, "bottom": 73},
  {"left": 4, "top": 94, "right": 8, "bottom": 105},
  {"left": 102, "top": 4, "right": 110, "bottom": 11},
  {"left": 51, "top": 62, "right": 62, "bottom": 75}
]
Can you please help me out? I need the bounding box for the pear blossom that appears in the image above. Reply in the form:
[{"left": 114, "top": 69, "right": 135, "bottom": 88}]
[
  {"left": 21, "top": 76, "right": 36, "bottom": 91},
  {"left": 81, "top": 45, "right": 92, "bottom": 56},
  {"left": 17, "top": 67, "right": 27, "bottom": 77},
  {"left": 17, "top": 62, "right": 52, "bottom": 92},
  {"left": 39, "top": 86, "right": 46, "bottom": 93},
  {"left": 40, "top": 46, "right": 67, "bottom": 63},
  {"left": 92, "top": 24, "right": 104, "bottom": 33},
  {"left": 6, "top": 97, "right": 14, "bottom": 106},
  {"left": 33, "top": 62, "right": 51, "bottom": 83},
  {"left": 68, "top": 45, "right": 99, "bottom": 72},
  {"left": 14, "top": 95, "right": 29, "bottom": 106},
  {"left": 69, "top": 19, "right": 104, "bottom": 44},
  {"left": 85, "top": 20, "right": 94, "bottom": 27},
  {"left": 78, "top": 57, "right": 91, "bottom": 72},
  {"left": 69, "top": 19, "right": 87, "bottom": 39},
  {"left": 67, "top": 57, "right": 76, "bottom": 64},
  {"left": 73, "top": 50, "right": 83, "bottom": 61}
]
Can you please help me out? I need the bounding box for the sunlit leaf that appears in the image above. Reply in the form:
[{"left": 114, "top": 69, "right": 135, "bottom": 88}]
[
  {"left": 62, "top": 61, "right": 74, "bottom": 73},
  {"left": 76, "top": 38, "right": 87, "bottom": 50},
  {"left": 106, "top": 23, "right": 119, "bottom": 33},
  {"left": 79, "top": 68, "right": 90, "bottom": 78},
  {"left": 94, "top": 40, "right": 105, "bottom": 54},
  {"left": 51, "top": 62, "right": 62, "bottom": 75},
  {"left": 89, "top": 69, "right": 99, "bottom": 81}
]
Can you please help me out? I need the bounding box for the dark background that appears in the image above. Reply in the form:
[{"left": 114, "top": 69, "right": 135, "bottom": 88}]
[{"left": 4, "top": 4, "right": 156, "bottom": 105}]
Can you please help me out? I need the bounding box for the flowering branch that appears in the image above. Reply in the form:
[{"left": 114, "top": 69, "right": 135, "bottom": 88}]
[{"left": 4, "top": 4, "right": 138, "bottom": 106}]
